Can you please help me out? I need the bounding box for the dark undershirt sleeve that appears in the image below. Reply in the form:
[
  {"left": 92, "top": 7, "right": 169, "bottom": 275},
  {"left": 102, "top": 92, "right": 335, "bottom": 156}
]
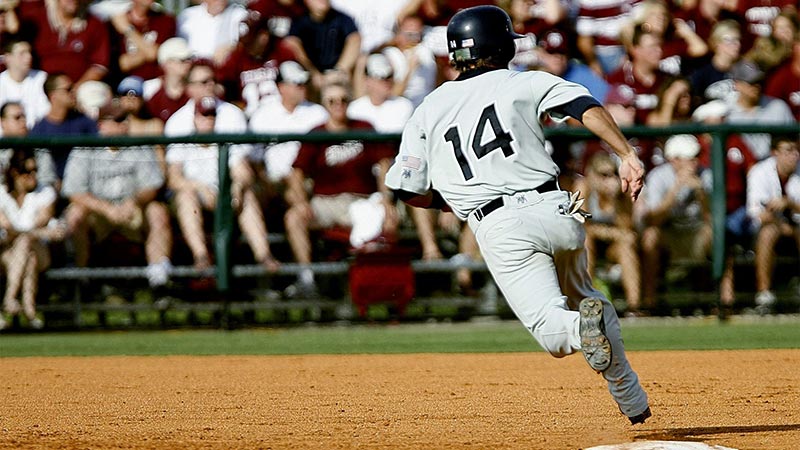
[{"left": 549, "top": 96, "right": 602, "bottom": 122}]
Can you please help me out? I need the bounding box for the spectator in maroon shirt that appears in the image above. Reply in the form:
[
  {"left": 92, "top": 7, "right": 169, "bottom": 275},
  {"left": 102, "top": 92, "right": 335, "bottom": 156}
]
[
  {"left": 107, "top": 0, "right": 177, "bottom": 83},
  {"left": 736, "top": 0, "right": 796, "bottom": 53},
  {"left": 765, "top": 32, "right": 800, "bottom": 121},
  {"left": 606, "top": 24, "right": 669, "bottom": 124},
  {"left": 246, "top": 0, "right": 306, "bottom": 38},
  {"left": 282, "top": 81, "right": 397, "bottom": 297},
  {"left": 216, "top": 13, "right": 297, "bottom": 116},
  {"left": 670, "top": 0, "right": 744, "bottom": 46},
  {"left": 18, "top": 0, "right": 110, "bottom": 86},
  {"left": 622, "top": 0, "right": 708, "bottom": 76},
  {"left": 500, "top": 0, "right": 569, "bottom": 40},
  {"left": 142, "top": 37, "right": 191, "bottom": 123},
  {"left": 414, "top": 0, "right": 488, "bottom": 27}
]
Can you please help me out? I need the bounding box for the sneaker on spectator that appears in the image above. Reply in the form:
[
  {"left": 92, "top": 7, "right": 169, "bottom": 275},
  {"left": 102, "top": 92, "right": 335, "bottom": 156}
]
[
  {"left": 755, "top": 290, "right": 776, "bottom": 315},
  {"left": 29, "top": 317, "right": 43, "bottom": 330},
  {"left": 0, "top": 315, "right": 7, "bottom": 331},
  {"left": 147, "top": 258, "right": 173, "bottom": 287},
  {"left": 284, "top": 281, "right": 321, "bottom": 300}
]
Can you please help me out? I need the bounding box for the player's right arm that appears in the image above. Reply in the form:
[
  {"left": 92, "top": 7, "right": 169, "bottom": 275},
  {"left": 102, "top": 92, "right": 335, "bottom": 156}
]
[{"left": 580, "top": 106, "right": 645, "bottom": 201}]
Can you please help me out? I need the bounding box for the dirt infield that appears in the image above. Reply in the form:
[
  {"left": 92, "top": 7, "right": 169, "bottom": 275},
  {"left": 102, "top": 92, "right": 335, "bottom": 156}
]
[{"left": 1, "top": 350, "right": 799, "bottom": 449}]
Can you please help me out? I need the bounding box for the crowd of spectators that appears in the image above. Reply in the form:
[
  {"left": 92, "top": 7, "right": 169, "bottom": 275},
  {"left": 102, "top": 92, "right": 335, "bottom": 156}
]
[{"left": 0, "top": 0, "right": 798, "bottom": 328}]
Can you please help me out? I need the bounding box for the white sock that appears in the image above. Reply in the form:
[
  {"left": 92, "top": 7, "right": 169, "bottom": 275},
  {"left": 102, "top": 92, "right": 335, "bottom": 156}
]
[{"left": 299, "top": 268, "right": 314, "bottom": 285}]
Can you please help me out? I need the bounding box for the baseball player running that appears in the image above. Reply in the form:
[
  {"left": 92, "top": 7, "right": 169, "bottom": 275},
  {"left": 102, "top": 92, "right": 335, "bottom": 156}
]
[{"left": 385, "top": 6, "right": 651, "bottom": 424}]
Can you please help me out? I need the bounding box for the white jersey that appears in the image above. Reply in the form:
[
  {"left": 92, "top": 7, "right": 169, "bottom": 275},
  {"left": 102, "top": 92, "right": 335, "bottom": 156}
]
[{"left": 385, "top": 68, "right": 592, "bottom": 220}]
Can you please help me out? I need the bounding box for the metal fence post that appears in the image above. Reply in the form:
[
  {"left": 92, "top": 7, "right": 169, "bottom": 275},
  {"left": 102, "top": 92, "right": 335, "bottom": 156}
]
[
  {"left": 710, "top": 129, "right": 728, "bottom": 282},
  {"left": 214, "top": 143, "right": 233, "bottom": 293}
]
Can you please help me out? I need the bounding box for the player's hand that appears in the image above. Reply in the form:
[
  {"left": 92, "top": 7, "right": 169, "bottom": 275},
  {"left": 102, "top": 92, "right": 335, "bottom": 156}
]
[{"left": 618, "top": 153, "right": 645, "bottom": 201}]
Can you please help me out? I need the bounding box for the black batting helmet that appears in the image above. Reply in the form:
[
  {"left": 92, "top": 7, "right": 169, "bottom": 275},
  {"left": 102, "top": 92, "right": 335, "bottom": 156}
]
[{"left": 446, "top": 5, "right": 523, "bottom": 67}]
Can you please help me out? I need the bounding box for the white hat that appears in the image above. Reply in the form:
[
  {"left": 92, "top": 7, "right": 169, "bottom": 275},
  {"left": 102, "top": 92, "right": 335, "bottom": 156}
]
[
  {"left": 277, "top": 60, "right": 309, "bottom": 85},
  {"left": 158, "top": 37, "right": 192, "bottom": 65},
  {"left": 664, "top": 134, "right": 701, "bottom": 160},
  {"left": 76, "top": 81, "right": 112, "bottom": 120},
  {"left": 365, "top": 53, "right": 394, "bottom": 79},
  {"left": 691, "top": 100, "right": 730, "bottom": 122}
]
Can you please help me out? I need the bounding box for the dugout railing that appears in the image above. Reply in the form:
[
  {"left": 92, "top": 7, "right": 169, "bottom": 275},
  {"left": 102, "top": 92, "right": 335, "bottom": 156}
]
[{"left": 1, "top": 123, "right": 797, "bottom": 328}]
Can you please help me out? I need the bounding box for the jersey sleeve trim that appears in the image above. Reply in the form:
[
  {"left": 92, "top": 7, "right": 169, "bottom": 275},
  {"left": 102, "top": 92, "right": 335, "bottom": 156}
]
[{"left": 549, "top": 96, "right": 601, "bottom": 122}]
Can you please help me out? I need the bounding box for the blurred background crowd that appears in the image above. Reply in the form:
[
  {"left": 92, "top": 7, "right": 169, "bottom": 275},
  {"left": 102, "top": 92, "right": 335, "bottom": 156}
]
[{"left": 0, "top": 0, "right": 797, "bottom": 329}]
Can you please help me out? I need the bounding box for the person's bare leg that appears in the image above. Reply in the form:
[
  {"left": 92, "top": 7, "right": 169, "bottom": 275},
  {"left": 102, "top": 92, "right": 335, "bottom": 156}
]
[
  {"left": 21, "top": 248, "right": 38, "bottom": 320},
  {"left": 615, "top": 228, "right": 641, "bottom": 312},
  {"left": 174, "top": 189, "right": 211, "bottom": 268},
  {"left": 1, "top": 237, "right": 28, "bottom": 314},
  {"left": 411, "top": 207, "right": 442, "bottom": 260},
  {"left": 720, "top": 255, "right": 735, "bottom": 307},
  {"left": 284, "top": 204, "right": 312, "bottom": 265},
  {"left": 145, "top": 202, "right": 173, "bottom": 265},
  {"left": 639, "top": 226, "right": 661, "bottom": 310},
  {"left": 754, "top": 224, "right": 780, "bottom": 292},
  {"left": 66, "top": 204, "right": 91, "bottom": 267},
  {"left": 238, "top": 189, "right": 278, "bottom": 271},
  {"left": 456, "top": 225, "right": 480, "bottom": 292}
]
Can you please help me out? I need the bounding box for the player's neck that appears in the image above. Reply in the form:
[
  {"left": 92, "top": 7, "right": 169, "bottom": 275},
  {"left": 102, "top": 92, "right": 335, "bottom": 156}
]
[{"left": 455, "top": 66, "right": 502, "bottom": 81}]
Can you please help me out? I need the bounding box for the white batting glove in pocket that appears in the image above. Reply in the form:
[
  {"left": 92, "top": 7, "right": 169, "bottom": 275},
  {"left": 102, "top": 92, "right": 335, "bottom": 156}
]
[{"left": 558, "top": 191, "right": 592, "bottom": 224}]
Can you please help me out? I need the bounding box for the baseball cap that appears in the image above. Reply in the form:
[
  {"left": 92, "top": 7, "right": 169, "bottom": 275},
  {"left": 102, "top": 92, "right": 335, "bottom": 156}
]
[
  {"left": 729, "top": 59, "right": 765, "bottom": 84},
  {"left": 158, "top": 37, "right": 192, "bottom": 65},
  {"left": 276, "top": 60, "right": 309, "bottom": 85},
  {"left": 664, "top": 134, "right": 701, "bottom": 160},
  {"left": 365, "top": 53, "right": 393, "bottom": 79},
  {"left": 195, "top": 96, "right": 218, "bottom": 116},
  {"left": 538, "top": 29, "right": 568, "bottom": 54},
  {"left": 691, "top": 100, "right": 730, "bottom": 122},
  {"left": 76, "top": 80, "right": 112, "bottom": 119},
  {"left": 117, "top": 75, "right": 144, "bottom": 97},
  {"left": 98, "top": 99, "right": 128, "bottom": 122},
  {"left": 604, "top": 84, "right": 636, "bottom": 107}
]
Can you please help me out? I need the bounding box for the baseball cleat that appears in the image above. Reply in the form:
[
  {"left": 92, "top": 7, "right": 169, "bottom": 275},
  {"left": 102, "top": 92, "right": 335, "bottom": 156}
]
[
  {"left": 579, "top": 297, "right": 612, "bottom": 372},
  {"left": 628, "top": 406, "right": 652, "bottom": 425}
]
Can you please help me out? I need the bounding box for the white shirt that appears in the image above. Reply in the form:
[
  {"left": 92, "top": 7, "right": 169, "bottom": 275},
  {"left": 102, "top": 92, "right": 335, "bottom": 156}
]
[
  {"left": 747, "top": 156, "right": 800, "bottom": 227},
  {"left": 385, "top": 69, "right": 590, "bottom": 220},
  {"left": 382, "top": 45, "right": 437, "bottom": 108},
  {"left": 330, "top": 0, "right": 411, "bottom": 53},
  {"left": 249, "top": 97, "right": 328, "bottom": 181},
  {"left": 0, "top": 186, "right": 56, "bottom": 232},
  {"left": 177, "top": 3, "right": 248, "bottom": 59},
  {"left": 0, "top": 70, "right": 50, "bottom": 130},
  {"left": 164, "top": 98, "right": 252, "bottom": 185},
  {"left": 726, "top": 96, "right": 795, "bottom": 160},
  {"left": 347, "top": 95, "right": 413, "bottom": 133}
]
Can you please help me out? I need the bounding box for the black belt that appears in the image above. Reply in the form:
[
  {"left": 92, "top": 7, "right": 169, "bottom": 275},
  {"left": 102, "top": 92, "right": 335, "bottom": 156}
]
[{"left": 473, "top": 179, "right": 558, "bottom": 222}]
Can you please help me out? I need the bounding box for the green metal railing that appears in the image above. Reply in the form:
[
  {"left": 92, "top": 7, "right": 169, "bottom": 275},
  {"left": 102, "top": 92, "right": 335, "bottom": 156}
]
[{"left": 2, "top": 123, "right": 797, "bottom": 290}]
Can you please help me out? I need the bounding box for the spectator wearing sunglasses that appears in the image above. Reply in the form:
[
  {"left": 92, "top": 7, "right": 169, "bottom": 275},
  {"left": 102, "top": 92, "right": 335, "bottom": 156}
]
[
  {"left": 166, "top": 95, "right": 279, "bottom": 272},
  {"left": 0, "top": 102, "right": 56, "bottom": 189},
  {"left": 282, "top": 81, "right": 397, "bottom": 298},
  {"left": 0, "top": 149, "right": 64, "bottom": 330},
  {"left": 575, "top": 152, "right": 642, "bottom": 316}
]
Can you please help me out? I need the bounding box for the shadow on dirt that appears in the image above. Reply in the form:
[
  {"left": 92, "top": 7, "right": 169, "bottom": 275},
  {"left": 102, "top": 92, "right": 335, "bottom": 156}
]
[{"left": 638, "top": 423, "right": 800, "bottom": 440}]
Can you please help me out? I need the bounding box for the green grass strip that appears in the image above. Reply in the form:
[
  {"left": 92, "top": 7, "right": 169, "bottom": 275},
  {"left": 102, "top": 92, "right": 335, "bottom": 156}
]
[{"left": 2, "top": 317, "right": 799, "bottom": 357}]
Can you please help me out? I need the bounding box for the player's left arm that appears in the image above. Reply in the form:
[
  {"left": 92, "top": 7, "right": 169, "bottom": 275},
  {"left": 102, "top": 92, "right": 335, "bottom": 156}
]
[
  {"left": 393, "top": 188, "right": 451, "bottom": 211},
  {"left": 579, "top": 105, "right": 645, "bottom": 201}
]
